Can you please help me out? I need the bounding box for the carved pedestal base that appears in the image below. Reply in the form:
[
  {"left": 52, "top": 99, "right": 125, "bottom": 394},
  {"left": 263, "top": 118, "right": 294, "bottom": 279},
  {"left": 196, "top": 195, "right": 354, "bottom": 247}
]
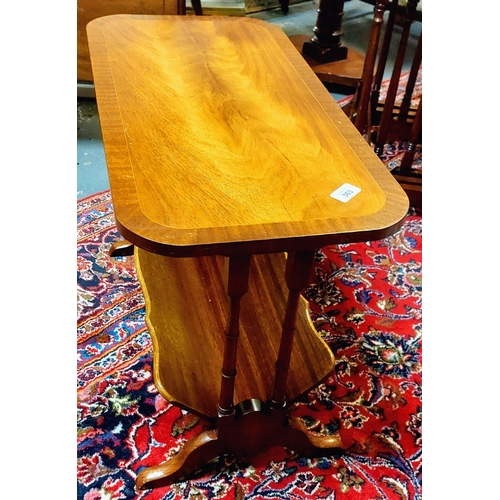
[
  {"left": 136, "top": 399, "right": 344, "bottom": 490},
  {"left": 302, "top": 39, "right": 348, "bottom": 65},
  {"left": 290, "top": 34, "right": 365, "bottom": 88}
]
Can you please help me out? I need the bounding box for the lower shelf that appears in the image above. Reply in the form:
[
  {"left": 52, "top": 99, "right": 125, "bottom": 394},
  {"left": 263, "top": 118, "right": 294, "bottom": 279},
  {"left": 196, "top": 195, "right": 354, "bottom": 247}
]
[{"left": 135, "top": 250, "right": 335, "bottom": 418}]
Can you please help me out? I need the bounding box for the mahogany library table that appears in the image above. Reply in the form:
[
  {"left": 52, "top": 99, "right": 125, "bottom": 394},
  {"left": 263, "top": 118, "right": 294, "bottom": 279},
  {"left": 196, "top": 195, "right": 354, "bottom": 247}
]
[{"left": 87, "top": 15, "right": 409, "bottom": 490}]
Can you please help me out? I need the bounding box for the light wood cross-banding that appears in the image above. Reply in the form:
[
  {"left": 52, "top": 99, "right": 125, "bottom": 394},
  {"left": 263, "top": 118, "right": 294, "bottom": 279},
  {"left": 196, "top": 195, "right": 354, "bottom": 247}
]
[{"left": 87, "top": 15, "right": 408, "bottom": 490}]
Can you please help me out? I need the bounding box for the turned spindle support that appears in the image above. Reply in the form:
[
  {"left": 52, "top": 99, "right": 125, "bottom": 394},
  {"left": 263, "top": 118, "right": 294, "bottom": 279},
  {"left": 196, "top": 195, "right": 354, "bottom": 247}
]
[
  {"left": 399, "top": 97, "right": 422, "bottom": 172},
  {"left": 270, "top": 250, "right": 315, "bottom": 409},
  {"left": 218, "top": 255, "right": 251, "bottom": 417}
]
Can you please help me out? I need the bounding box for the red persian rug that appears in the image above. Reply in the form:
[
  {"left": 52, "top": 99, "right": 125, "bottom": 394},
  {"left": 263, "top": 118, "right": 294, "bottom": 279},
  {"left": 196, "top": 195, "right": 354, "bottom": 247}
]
[{"left": 77, "top": 191, "right": 422, "bottom": 500}]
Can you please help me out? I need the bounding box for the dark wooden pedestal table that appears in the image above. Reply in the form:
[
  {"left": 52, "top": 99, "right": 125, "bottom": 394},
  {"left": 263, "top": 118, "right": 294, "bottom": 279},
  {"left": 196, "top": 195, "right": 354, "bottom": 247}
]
[{"left": 87, "top": 15, "right": 409, "bottom": 491}]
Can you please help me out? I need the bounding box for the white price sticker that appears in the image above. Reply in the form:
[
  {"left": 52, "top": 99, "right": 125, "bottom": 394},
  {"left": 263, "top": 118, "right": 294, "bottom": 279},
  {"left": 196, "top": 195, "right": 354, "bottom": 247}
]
[{"left": 330, "top": 183, "right": 361, "bottom": 203}]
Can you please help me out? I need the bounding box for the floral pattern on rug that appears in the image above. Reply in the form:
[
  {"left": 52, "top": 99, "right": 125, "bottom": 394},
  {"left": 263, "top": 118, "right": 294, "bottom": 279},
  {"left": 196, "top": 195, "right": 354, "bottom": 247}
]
[{"left": 77, "top": 191, "right": 422, "bottom": 499}]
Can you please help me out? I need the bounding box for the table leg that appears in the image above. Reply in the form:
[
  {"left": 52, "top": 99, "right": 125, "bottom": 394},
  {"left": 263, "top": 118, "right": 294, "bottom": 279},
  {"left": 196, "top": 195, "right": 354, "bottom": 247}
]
[
  {"left": 279, "top": 0, "right": 290, "bottom": 14},
  {"left": 288, "top": 0, "right": 366, "bottom": 87},
  {"left": 136, "top": 400, "right": 344, "bottom": 490},
  {"left": 302, "top": 0, "right": 348, "bottom": 63},
  {"left": 218, "top": 255, "right": 251, "bottom": 416},
  {"left": 270, "top": 250, "right": 315, "bottom": 408},
  {"left": 135, "top": 252, "right": 344, "bottom": 491}
]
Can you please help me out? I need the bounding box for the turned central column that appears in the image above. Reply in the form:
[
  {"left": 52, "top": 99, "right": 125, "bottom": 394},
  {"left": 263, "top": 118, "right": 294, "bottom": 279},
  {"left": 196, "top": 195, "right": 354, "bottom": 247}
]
[{"left": 302, "top": 0, "right": 348, "bottom": 64}]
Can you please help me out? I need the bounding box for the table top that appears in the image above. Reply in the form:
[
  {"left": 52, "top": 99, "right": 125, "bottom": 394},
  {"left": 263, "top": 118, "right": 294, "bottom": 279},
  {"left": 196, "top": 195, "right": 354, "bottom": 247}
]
[{"left": 87, "top": 15, "right": 409, "bottom": 257}]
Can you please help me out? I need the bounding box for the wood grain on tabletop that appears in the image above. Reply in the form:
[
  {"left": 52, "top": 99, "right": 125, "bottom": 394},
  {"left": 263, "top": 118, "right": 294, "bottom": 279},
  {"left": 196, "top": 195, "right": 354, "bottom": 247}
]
[
  {"left": 87, "top": 15, "right": 409, "bottom": 256},
  {"left": 77, "top": 0, "right": 182, "bottom": 82}
]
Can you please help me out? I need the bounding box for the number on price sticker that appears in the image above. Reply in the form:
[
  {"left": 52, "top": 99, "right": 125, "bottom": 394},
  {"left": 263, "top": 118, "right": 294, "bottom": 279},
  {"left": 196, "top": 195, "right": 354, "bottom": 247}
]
[{"left": 330, "top": 183, "right": 361, "bottom": 203}]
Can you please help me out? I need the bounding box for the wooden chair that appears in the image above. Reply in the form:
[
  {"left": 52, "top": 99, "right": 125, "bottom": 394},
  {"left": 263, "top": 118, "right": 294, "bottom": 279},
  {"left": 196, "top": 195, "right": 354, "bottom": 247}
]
[
  {"left": 77, "top": 0, "right": 203, "bottom": 83},
  {"left": 349, "top": 0, "right": 422, "bottom": 209}
]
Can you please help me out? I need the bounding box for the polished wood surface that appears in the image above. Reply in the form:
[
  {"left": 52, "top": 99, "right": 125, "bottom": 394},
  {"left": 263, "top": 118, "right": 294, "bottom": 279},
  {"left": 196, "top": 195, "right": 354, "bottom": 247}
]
[
  {"left": 78, "top": 0, "right": 203, "bottom": 82},
  {"left": 88, "top": 16, "right": 410, "bottom": 488},
  {"left": 270, "top": 250, "right": 315, "bottom": 409},
  {"left": 87, "top": 15, "right": 408, "bottom": 257},
  {"left": 136, "top": 404, "right": 343, "bottom": 489},
  {"left": 135, "top": 249, "right": 334, "bottom": 419},
  {"left": 109, "top": 239, "right": 134, "bottom": 257},
  {"left": 78, "top": 0, "right": 180, "bottom": 82},
  {"left": 217, "top": 254, "right": 251, "bottom": 416}
]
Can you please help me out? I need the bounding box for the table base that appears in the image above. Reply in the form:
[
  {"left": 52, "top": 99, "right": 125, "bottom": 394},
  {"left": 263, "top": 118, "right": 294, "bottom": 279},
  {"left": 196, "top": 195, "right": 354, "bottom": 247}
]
[{"left": 137, "top": 399, "right": 343, "bottom": 490}]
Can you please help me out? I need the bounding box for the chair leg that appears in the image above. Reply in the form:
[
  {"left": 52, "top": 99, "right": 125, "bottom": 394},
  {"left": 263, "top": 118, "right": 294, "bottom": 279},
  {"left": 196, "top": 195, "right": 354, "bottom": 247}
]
[
  {"left": 353, "top": 0, "right": 388, "bottom": 134},
  {"left": 400, "top": 97, "right": 422, "bottom": 172},
  {"left": 399, "top": 33, "right": 422, "bottom": 122}
]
